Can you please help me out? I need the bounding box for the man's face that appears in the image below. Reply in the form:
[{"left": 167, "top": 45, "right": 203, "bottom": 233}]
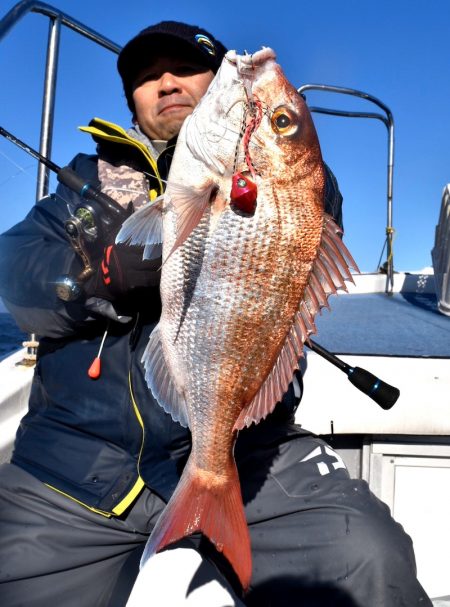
[{"left": 132, "top": 52, "right": 215, "bottom": 141}]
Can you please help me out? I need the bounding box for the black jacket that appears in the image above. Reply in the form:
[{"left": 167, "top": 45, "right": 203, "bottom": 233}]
[
  {"left": 0, "top": 146, "right": 193, "bottom": 514},
  {"left": 0, "top": 124, "right": 342, "bottom": 515}
]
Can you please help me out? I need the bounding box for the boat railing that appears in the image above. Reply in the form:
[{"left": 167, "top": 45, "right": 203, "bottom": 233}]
[
  {"left": 298, "top": 84, "right": 395, "bottom": 294},
  {"left": 0, "top": 0, "right": 121, "bottom": 203},
  {"left": 0, "top": 1, "right": 121, "bottom": 361},
  {"left": 0, "top": 2, "right": 396, "bottom": 301}
]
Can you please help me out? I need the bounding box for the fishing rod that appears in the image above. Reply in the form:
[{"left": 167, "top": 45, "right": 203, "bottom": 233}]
[
  {"left": 306, "top": 339, "right": 399, "bottom": 409},
  {"left": 0, "top": 125, "right": 130, "bottom": 301},
  {"left": 0, "top": 125, "right": 127, "bottom": 222},
  {"left": 0, "top": 126, "right": 400, "bottom": 409}
]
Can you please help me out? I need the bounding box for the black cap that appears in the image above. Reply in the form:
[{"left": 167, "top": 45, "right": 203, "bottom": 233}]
[{"left": 118, "top": 21, "right": 227, "bottom": 115}]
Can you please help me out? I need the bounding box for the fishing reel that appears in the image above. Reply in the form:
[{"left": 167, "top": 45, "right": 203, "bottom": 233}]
[
  {"left": 54, "top": 204, "right": 99, "bottom": 301},
  {"left": 55, "top": 198, "right": 130, "bottom": 302}
]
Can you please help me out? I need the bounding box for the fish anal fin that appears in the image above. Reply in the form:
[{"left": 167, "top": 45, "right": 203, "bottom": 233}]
[
  {"left": 142, "top": 325, "right": 189, "bottom": 428},
  {"left": 234, "top": 214, "right": 358, "bottom": 432},
  {"left": 141, "top": 459, "right": 252, "bottom": 591},
  {"left": 234, "top": 335, "right": 301, "bottom": 431}
]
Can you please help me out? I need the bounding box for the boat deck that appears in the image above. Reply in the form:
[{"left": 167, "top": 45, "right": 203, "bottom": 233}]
[{"left": 316, "top": 288, "right": 450, "bottom": 357}]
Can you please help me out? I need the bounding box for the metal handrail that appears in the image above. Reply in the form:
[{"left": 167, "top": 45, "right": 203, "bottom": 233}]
[
  {"left": 0, "top": 1, "right": 122, "bottom": 361},
  {"left": 1, "top": 3, "right": 396, "bottom": 295},
  {"left": 298, "top": 84, "right": 395, "bottom": 294},
  {"left": 0, "top": 1, "right": 121, "bottom": 200}
]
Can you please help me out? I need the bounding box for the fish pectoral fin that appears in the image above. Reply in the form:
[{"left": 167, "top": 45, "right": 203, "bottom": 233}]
[
  {"left": 116, "top": 197, "right": 163, "bottom": 260},
  {"left": 141, "top": 459, "right": 252, "bottom": 591},
  {"left": 235, "top": 214, "right": 359, "bottom": 432},
  {"left": 166, "top": 180, "right": 217, "bottom": 255},
  {"left": 142, "top": 324, "right": 189, "bottom": 428}
]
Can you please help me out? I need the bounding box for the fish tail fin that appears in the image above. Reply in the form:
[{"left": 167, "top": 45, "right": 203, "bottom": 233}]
[{"left": 141, "top": 459, "right": 252, "bottom": 591}]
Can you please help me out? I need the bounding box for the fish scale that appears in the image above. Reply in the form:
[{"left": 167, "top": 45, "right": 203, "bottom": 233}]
[{"left": 170, "top": 196, "right": 310, "bottom": 467}]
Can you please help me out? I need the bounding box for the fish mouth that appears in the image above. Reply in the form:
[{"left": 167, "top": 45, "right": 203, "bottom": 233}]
[
  {"left": 225, "top": 47, "right": 276, "bottom": 69},
  {"left": 249, "top": 47, "right": 277, "bottom": 65}
]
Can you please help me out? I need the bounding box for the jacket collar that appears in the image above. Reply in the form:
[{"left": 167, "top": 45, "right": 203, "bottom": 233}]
[{"left": 79, "top": 117, "right": 165, "bottom": 195}]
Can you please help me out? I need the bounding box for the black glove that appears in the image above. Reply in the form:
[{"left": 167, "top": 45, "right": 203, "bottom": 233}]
[{"left": 84, "top": 242, "right": 161, "bottom": 301}]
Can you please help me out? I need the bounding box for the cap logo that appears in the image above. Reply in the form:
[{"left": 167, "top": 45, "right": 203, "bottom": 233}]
[{"left": 195, "top": 34, "right": 216, "bottom": 56}]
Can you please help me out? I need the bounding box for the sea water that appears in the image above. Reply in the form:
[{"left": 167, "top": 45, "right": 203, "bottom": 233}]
[{"left": 0, "top": 313, "right": 27, "bottom": 360}]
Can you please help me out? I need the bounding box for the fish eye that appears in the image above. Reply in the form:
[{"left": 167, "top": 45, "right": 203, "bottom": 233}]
[
  {"left": 271, "top": 107, "right": 298, "bottom": 136},
  {"left": 275, "top": 114, "right": 291, "bottom": 129}
]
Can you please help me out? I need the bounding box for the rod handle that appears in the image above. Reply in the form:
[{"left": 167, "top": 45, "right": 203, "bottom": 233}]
[
  {"left": 57, "top": 166, "right": 128, "bottom": 222},
  {"left": 347, "top": 366, "right": 399, "bottom": 409}
]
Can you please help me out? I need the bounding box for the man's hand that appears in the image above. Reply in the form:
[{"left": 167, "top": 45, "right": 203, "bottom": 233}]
[{"left": 84, "top": 242, "right": 161, "bottom": 301}]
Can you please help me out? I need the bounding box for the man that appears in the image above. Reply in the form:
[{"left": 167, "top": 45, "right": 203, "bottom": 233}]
[{"left": 0, "top": 21, "right": 430, "bottom": 607}]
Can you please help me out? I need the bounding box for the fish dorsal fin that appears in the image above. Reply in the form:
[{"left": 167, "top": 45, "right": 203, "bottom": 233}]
[
  {"left": 234, "top": 214, "right": 358, "bottom": 430},
  {"left": 116, "top": 198, "right": 163, "bottom": 260},
  {"left": 142, "top": 324, "right": 189, "bottom": 428},
  {"left": 165, "top": 180, "right": 216, "bottom": 255}
]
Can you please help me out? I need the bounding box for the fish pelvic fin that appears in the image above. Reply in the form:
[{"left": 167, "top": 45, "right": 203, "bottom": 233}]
[
  {"left": 234, "top": 214, "right": 359, "bottom": 430},
  {"left": 141, "top": 459, "right": 252, "bottom": 592},
  {"left": 115, "top": 197, "right": 163, "bottom": 260},
  {"left": 142, "top": 324, "right": 189, "bottom": 427}
]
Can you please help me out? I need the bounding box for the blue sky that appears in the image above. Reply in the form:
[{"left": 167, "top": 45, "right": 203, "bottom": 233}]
[{"left": 0, "top": 0, "right": 449, "bottom": 272}]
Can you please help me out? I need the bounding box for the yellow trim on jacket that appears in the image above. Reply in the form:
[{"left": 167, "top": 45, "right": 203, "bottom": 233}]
[
  {"left": 78, "top": 117, "right": 165, "bottom": 195},
  {"left": 45, "top": 374, "right": 147, "bottom": 517},
  {"left": 111, "top": 372, "right": 147, "bottom": 515},
  {"left": 44, "top": 121, "right": 162, "bottom": 517}
]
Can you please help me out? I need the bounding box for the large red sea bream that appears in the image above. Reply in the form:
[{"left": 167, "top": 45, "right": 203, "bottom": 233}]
[{"left": 118, "top": 47, "right": 358, "bottom": 590}]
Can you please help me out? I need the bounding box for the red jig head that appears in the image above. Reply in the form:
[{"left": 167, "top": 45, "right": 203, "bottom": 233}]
[{"left": 230, "top": 173, "right": 257, "bottom": 214}]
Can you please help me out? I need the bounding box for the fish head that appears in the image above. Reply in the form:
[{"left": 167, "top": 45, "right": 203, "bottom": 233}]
[
  {"left": 164, "top": 47, "right": 325, "bottom": 249},
  {"left": 236, "top": 48, "right": 325, "bottom": 190},
  {"left": 178, "top": 50, "right": 253, "bottom": 177},
  {"left": 177, "top": 46, "right": 325, "bottom": 200}
]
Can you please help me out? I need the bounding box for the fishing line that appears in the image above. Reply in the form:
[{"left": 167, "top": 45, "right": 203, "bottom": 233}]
[
  {"left": 242, "top": 96, "right": 263, "bottom": 179},
  {"left": 0, "top": 146, "right": 78, "bottom": 211},
  {"left": 0, "top": 148, "right": 36, "bottom": 180},
  {"left": 102, "top": 186, "right": 156, "bottom": 196},
  {"left": 140, "top": 168, "right": 168, "bottom": 185},
  {"left": 232, "top": 102, "right": 247, "bottom": 175},
  {"left": 142, "top": 172, "right": 168, "bottom": 187},
  {"left": 0, "top": 162, "right": 35, "bottom": 188}
]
